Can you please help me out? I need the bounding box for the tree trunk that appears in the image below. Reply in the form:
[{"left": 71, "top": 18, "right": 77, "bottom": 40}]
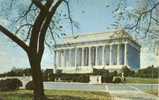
[{"left": 28, "top": 54, "right": 47, "bottom": 100}]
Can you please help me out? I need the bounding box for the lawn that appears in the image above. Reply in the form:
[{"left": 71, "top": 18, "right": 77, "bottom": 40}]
[
  {"left": 0, "top": 90, "right": 112, "bottom": 100},
  {"left": 144, "top": 90, "right": 159, "bottom": 96},
  {"left": 125, "top": 77, "right": 159, "bottom": 84}
]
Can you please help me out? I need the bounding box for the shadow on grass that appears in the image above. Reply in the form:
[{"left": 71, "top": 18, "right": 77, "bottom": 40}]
[
  {"left": 0, "top": 94, "right": 101, "bottom": 100},
  {"left": 89, "top": 91, "right": 108, "bottom": 97},
  {"left": 0, "top": 93, "right": 32, "bottom": 100},
  {"left": 0, "top": 90, "right": 112, "bottom": 100},
  {"left": 48, "top": 95, "right": 86, "bottom": 100}
]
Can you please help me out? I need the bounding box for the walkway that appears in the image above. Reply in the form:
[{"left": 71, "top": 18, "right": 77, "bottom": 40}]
[
  {"left": 44, "top": 82, "right": 159, "bottom": 100},
  {"left": 106, "top": 83, "right": 159, "bottom": 100}
]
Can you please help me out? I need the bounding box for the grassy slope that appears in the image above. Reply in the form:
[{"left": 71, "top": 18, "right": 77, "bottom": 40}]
[
  {"left": 144, "top": 90, "right": 159, "bottom": 96},
  {"left": 126, "top": 77, "right": 159, "bottom": 84},
  {"left": 0, "top": 90, "right": 111, "bottom": 100}
]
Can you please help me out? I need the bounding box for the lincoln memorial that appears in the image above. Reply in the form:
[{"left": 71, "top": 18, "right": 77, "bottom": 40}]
[{"left": 54, "top": 30, "right": 140, "bottom": 73}]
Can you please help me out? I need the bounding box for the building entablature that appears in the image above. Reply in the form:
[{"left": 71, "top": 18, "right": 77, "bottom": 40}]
[{"left": 55, "top": 38, "right": 140, "bottom": 52}]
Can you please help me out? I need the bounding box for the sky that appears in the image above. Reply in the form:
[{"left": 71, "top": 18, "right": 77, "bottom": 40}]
[{"left": 0, "top": 0, "right": 159, "bottom": 73}]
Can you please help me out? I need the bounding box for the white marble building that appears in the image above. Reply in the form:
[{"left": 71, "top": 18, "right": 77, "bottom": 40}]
[{"left": 54, "top": 30, "right": 141, "bottom": 73}]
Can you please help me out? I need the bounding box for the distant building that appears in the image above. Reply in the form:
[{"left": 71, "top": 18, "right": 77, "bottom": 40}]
[{"left": 54, "top": 29, "right": 141, "bottom": 73}]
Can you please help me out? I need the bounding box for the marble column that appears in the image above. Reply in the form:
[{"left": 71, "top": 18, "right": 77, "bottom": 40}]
[
  {"left": 109, "top": 44, "right": 112, "bottom": 65},
  {"left": 89, "top": 47, "right": 91, "bottom": 66},
  {"left": 54, "top": 50, "right": 56, "bottom": 66},
  {"left": 102, "top": 46, "right": 105, "bottom": 65},
  {"left": 56, "top": 50, "right": 58, "bottom": 67},
  {"left": 82, "top": 48, "right": 84, "bottom": 66},
  {"left": 60, "top": 50, "right": 63, "bottom": 67},
  {"left": 124, "top": 43, "right": 128, "bottom": 65},
  {"left": 75, "top": 48, "right": 77, "bottom": 67},
  {"left": 117, "top": 44, "right": 120, "bottom": 65},
  {"left": 61, "top": 50, "right": 64, "bottom": 67},
  {"left": 54, "top": 50, "right": 57, "bottom": 73},
  {"left": 63, "top": 49, "right": 66, "bottom": 67},
  {"left": 57, "top": 50, "right": 60, "bottom": 67},
  {"left": 69, "top": 49, "right": 71, "bottom": 67},
  {"left": 95, "top": 46, "right": 98, "bottom": 66}
]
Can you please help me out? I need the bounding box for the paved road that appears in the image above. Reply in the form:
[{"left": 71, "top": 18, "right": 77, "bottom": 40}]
[{"left": 44, "top": 82, "right": 159, "bottom": 100}]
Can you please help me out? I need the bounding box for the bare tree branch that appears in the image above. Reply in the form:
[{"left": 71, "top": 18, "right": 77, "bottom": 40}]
[
  {"left": 38, "top": 0, "right": 63, "bottom": 59},
  {"left": 15, "top": 23, "right": 33, "bottom": 34},
  {"left": 64, "top": 0, "right": 74, "bottom": 34},
  {"left": 142, "top": 2, "right": 159, "bottom": 14},
  {"left": 49, "top": 26, "right": 56, "bottom": 46},
  {"left": 126, "top": 1, "right": 159, "bottom": 38},
  {"left": 16, "top": 3, "right": 34, "bottom": 22},
  {"left": 144, "top": 11, "right": 152, "bottom": 37},
  {"left": 0, "top": 25, "right": 29, "bottom": 52},
  {"left": 32, "top": 0, "right": 46, "bottom": 11},
  {"left": 151, "top": 16, "right": 159, "bottom": 25},
  {"left": 24, "top": 25, "right": 33, "bottom": 42},
  {"left": 29, "top": 10, "right": 47, "bottom": 53}
]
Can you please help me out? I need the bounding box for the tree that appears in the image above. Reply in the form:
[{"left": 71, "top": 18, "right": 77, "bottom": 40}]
[
  {"left": 128, "top": 0, "right": 159, "bottom": 54},
  {"left": 0, "top": 0, "right": 158, "bottom": 99},
  {"left": 121, "top": 66, "right": 135, "bottom": 77},
  {"left": 136, "top": 65, "right": 159, "bottom": 78},
  {"left": 112, "top": 0, "right": 159, "bottom": 55},
  {"left": 0, "top": 0, "right": 67, "bottom": 99}
]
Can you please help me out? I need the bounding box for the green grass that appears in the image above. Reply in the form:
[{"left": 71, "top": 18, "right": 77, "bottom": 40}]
[
  {"left": 126, "top": 77, "right": 159, "bottom": 84},
  {"left": 0, "top": 90, "right": 111, "bottom": 100},
  {"left": 144, "top": 90, "right": 159, "bottom": 96}
]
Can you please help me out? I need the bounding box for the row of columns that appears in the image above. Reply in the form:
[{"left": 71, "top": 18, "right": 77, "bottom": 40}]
[{"left": 54, "top": 43, "right": 128, "bottom": 67}]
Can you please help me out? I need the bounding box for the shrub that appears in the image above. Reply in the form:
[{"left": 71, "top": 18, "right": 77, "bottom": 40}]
[
  {"left": 93, "top": 69, "right": 109, "bottom": 76},
  {"left": 76, "top": 75, "right": 89, "bottom": 83},
  {"left": 101, "top": 71, "right": 118, "bottom": 83},
  {"left": 0, "top": 78, "right": 22, "bottom": 91},
  {"left": 25, "top": 81, "right": 33, "bottom": 90},
  {"left": 57, "top": 74, "right": 89, "bottom": 83},
  {"left": 135, "top": 66, "right": 159, "bottom": 78},
  {"left": 102, "top": 76, "right": 113, "bottom": 83},
  {"left": 122, "top": 66, "right": 135, "bottom": 77},
  {"left": 43, "top": 69, "right": 55, "bottom": 81},
  {"left": 112, "top": 77, "right": 122, "bottom": 83}
]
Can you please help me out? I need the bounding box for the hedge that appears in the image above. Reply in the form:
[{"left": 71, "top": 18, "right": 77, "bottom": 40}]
[
  {"left": 55, "top": 74, "right": 89, "bottom": 83},
  {"left": 0, "top": 78, "right": 22, "bottom": 91},
  {"left": 25, "top": 81, "right": 33, "bottom": 90}
]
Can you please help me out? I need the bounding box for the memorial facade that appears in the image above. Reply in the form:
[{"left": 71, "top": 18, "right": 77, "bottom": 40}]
[{"left": 54, "top": 30, "right": 140, "bottom": 73}]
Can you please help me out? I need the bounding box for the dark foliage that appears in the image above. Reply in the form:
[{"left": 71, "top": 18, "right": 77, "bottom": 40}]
[
  {"left": 93, "top": 69, "right": 120, "bottom": 83},
  {"left": 121, "top": 66, "right": 135, "bottom": 77},
  {"left": 0, "top": 68, "right": 31, "bottom": 77},
  {"left": 135, "top": 66, "right": 159, "bottom": 78},
  {"left": 112, "top": 77, "right": 122, "bottom": 83},
  {"left": 101, "top": 71, "right": 119, "bottom": 83},
  {"left": 0, "top": 78, "right": 22, "bottom": 91},
  {"left": 102, "top": 76, "right": 113, "bottom": 83},
  {"left": 55, "top": 74, "right": 89, "bottom": 83},
  {"left": 93, "top": 69, "right": 109, "bottom": 76},
  {"left": 43, "top": 69, "right": 55, "bottom": 81},
  {"left": 25, "top": 81, "right": 33, "bottom": 90}
]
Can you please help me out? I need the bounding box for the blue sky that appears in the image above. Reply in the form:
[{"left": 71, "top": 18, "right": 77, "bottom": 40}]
[{"left": 0, "top": 0, "right": 158, "bottom": 73}]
